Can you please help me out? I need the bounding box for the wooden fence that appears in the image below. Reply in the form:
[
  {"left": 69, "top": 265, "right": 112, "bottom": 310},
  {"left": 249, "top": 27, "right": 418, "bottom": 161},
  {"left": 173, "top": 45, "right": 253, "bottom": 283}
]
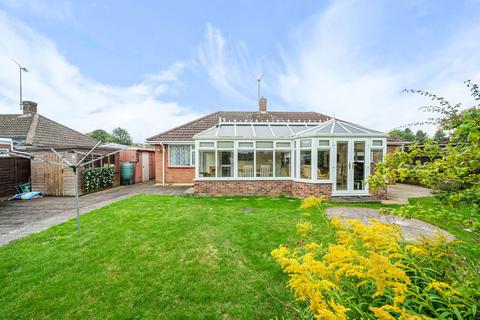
[{"left": 0, "top": 157, "right": 31, "bottom": 197}]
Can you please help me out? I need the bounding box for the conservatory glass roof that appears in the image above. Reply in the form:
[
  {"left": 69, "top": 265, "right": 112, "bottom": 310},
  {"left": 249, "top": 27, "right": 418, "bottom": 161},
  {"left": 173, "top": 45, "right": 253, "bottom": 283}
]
[{"left": 193, "top": 119, "right": 386, "bottom": 140}]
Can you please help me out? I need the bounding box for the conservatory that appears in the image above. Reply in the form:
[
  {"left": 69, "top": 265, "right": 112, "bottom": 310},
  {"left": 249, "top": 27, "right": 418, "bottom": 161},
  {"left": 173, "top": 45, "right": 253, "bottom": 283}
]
[{"left": 193, "top": 118, "right": 388, "bottom": 198}]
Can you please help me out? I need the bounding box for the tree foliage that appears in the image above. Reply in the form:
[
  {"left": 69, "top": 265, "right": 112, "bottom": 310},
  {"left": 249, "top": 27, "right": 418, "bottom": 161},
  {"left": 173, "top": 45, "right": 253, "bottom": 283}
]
[
  {"left": 111, "top": 127, "right": 133, "bottom": 145},
  {"left": 87, "top": 129, "right": 112, "bottom": 142},
  {"left": 369, "top": 81, "right": 480, "bottom": 208}
]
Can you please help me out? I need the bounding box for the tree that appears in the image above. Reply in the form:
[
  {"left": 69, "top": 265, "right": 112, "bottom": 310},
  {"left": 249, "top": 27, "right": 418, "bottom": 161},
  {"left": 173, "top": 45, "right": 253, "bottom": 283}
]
[
  {"left": 433, "top": 129, "right": 447, "bottom": 143},
  {"left": 369, "top": 80, "right": 480, "bottom": 207},
  {"left": 111, "top": 127, "right": 133, "bottom": 145},
  {"left": 87, "top": 129, "right": 112, "bottom": 142},
  {"left": 415, "top": 130, "right": 428, "bottom": 143},
  {"left": 388, "top": 128, "right": 416, "bottom": 141}
]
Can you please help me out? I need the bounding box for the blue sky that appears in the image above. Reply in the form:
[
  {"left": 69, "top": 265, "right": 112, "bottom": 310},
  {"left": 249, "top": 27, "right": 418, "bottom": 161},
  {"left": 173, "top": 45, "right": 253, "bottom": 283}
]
[{"left": 0, "top": 0, "right": 479, "bottom": 141}]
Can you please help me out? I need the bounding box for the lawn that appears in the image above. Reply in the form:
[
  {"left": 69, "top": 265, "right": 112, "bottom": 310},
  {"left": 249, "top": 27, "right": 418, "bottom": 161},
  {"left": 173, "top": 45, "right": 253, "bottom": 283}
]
[
  {"left": 0, "top": 195, "right": 329, "bottom": 319},
  {"left": 1, "top": 195, "right": 478, "bottom": 319}
]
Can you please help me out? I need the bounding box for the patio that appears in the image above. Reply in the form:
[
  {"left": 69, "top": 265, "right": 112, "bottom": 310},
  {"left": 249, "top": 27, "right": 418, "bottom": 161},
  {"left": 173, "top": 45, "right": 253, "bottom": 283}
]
[{"left": 0, "top": 181, "right": 188, "bottom": 246}]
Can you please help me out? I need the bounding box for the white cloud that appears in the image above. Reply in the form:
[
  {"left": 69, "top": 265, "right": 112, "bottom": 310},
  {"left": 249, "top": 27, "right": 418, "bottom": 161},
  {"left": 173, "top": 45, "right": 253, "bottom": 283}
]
[
  {"left": 0, "top": 11, "right": 200, "bottom": 142},
  {"left": 276, "top": 0, "right": 480, "bottom": 134},
  {"left": 198, "top": 24, "right": 257, "bottom": 104}
]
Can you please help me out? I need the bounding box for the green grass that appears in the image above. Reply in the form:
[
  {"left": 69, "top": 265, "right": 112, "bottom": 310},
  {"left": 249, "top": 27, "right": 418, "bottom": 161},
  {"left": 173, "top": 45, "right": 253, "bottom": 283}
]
[
  {"left": 1, "top": 195, "right": 478, "bottom": 319},
  {"left": 0, "top": 195, "right": 330, "bottom": 320}
]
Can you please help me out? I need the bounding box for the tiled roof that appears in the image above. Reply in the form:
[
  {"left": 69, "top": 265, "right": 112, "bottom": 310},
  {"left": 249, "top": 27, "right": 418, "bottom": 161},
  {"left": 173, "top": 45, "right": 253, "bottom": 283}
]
[
  {"left": 147, "top": 111, "right": 331, "bottom": 142},
  {"left": 0, "top": 113, "right": 97, "bottom": 149},
  {"left": 387, "top": 136, "right": 414, "bottom": 145}
]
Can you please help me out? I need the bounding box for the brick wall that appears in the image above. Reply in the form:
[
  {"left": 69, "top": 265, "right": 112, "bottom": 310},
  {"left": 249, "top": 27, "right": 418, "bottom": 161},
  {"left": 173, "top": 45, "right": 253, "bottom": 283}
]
[
  {"left": 194, "top": 180, "right": 292, "bottom": 196},
  {"left": 292, "top": 181, "right": 332, "bottom": 199},
  {"left": 154, "top": 144, "right": 194, "bottom": 184},
  {"left": 387, "top": 145, "right": 398, "bottom": 154}
]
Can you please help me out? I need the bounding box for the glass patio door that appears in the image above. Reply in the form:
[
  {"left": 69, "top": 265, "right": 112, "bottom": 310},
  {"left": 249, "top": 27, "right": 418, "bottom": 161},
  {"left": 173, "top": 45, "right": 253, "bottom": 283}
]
[{"left": 334, "top": 139, "right": 368, "bottom": 194}]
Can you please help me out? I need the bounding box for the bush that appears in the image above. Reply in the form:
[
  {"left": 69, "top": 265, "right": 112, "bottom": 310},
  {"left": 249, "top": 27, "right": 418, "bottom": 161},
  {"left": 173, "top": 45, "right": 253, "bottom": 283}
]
[
  {"left": 81, "top": 167, "right": 114, "bottom": 193},
  {"left": 272, "top": 197, "right": 480, "bottom": 319}
]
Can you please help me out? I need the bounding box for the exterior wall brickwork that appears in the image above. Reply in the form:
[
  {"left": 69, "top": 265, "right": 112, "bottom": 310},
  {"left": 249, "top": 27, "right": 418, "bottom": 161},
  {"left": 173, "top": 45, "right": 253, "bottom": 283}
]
[
  {"left": 194, "top": 180, "right": 292, "bottom": 196},
  {"left": 194, "top": 180, "right": 333, "bottom": 198},
  {"left": 154, "top": 145, "right": 195, "bottom": 184},
  {"left": 291, "top": 181, "right": 332, "bottom": 199}
]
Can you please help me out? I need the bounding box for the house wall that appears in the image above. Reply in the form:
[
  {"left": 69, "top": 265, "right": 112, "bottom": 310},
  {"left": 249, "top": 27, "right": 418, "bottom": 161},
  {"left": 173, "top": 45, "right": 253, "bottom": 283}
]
[
  {"left": 154, "top": 145, "right": 194, "bottom": 184},
  {"left": 0, "top": 157, "right": 31, "bottom": 196},
  {"left": 194, "top": 180, "right": 333, "bottom": 198}
]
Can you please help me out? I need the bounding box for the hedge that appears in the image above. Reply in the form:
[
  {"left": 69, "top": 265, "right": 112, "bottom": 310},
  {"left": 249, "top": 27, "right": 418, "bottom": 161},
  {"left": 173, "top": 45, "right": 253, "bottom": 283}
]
[{"left": 81, "top": 167, "right": 114, "bottom": 193}]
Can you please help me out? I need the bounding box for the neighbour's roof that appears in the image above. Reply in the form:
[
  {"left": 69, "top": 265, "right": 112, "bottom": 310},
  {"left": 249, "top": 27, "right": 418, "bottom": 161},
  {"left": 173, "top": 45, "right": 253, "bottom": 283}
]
[
  {"left": 387, "top": 136, "right": 414, "bottom": 145},
  {"left": 147, "top": 111, "right": 331, "bottom": 142},
  {"left": 0, "top": 113, "right": 97, "bottom": 149}
]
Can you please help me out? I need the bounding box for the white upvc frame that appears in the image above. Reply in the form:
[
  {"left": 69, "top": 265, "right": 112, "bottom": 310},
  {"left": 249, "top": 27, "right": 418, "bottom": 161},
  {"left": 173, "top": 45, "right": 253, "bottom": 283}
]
[
  {"left": 168, "top": 144, "right": 195, "bottom": 167},
  {"left": 331, "top": 138, "right": 387, "bottom": 196},
  {"left": 195, "top": 139, "right": 294, "bottom": 180}
]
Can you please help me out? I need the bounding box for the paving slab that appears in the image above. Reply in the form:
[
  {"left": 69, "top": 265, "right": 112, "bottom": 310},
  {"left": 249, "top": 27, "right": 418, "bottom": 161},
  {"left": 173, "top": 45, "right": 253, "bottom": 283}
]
[
  {"left": 383, "top": 183, "right": 432, "bottom": 205},
  {"left": 325, "top": 206, "right": 452, "bottom": 242},
  {"left": 0, "top": 181, "right": 188, "bottom": 246}
]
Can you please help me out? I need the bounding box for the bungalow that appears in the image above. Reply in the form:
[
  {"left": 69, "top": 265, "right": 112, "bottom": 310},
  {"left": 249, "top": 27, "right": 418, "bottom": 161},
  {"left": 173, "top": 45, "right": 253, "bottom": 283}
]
[
  {"left": 147, "top": 98, "right": 394, "bottom": 199},
  {"left": 0, "top": 101, "right": 120, "bottom": 196}
]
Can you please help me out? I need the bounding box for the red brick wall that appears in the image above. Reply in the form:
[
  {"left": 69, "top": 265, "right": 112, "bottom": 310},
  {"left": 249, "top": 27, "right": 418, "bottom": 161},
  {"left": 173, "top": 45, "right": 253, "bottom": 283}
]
[
  {"left": 292, "top": 181, "right": 332, "bottom": 199},
  {"left": 194, "top": 180, "right": 333, "bottom": 198},
  {"left": 387, "top": 145, "right": 398, "bottom": 154},
  {"left": 154, "top": 144, "right": 194, "bottom": 184},
  {"left": 194, "top": 180, "right": 292, "bottom": 196}
]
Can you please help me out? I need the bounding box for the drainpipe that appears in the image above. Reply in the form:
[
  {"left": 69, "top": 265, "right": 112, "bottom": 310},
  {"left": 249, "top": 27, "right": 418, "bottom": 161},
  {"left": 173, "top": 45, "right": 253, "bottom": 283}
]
[{"left": 160, "top": 143, "right": 165, "bottom": 186}]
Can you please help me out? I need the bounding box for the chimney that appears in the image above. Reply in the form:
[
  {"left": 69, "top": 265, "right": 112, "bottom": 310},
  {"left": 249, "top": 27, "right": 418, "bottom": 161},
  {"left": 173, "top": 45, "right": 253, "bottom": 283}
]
[
  {"left": 22, "top": 101, "right": 37, "bottom": 114},
  {"left": 259, "top": 96, "right": 267, "bottom": 113}
]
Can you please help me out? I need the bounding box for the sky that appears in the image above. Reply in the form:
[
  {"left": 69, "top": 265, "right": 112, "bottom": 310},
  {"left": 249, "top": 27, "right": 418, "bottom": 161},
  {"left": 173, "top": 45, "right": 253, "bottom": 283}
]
[{"left": 0, "top": 0, "right": 479, "bottom": 142}]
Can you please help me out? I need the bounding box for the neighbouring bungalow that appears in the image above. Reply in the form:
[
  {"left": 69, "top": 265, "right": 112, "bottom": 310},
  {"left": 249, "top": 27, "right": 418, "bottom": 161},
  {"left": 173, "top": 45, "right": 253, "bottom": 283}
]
[
  {"left": 147, "top": 98, "right": 401, "bottom": 199},
  {"left": 0, "top": 101, "right": 120, "bottom": 196}
]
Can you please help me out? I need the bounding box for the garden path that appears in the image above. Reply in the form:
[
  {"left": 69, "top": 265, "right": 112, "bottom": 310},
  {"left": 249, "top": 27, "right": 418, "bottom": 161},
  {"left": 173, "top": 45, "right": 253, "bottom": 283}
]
[
  {"left": 382, "top": 184, "right": 432, "bottom": 205},
  {"left": 325, "top": 206, "right": 453, "bottom": 241},
  {"left": 0, "top": 181, "right": 188, "bottom": 246}
]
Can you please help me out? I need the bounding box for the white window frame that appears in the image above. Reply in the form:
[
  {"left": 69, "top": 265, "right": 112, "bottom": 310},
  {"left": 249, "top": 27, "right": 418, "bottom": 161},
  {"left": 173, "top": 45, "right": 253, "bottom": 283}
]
[
  {"left": 315, "top": 139, "right": 333, "bottom": 182},
  {"left": 168, "top": 144, "right": 195, "bottom": 167}
]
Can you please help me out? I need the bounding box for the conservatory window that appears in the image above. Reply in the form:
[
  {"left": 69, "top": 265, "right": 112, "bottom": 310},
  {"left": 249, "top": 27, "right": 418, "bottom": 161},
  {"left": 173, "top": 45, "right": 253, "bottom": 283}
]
[
  {"left": 199, "top": 141, "right": 215, "bottom": 148},
  {"left": 300, "top": 150, "right": 312, "bottom": 179},
  {"left": 169, "top": 145, "right": 194, "bottom": 166},
  {"left": 256, "top": 151, "right": 273, "bottom": 177},
  {"left": 199, "top": 151, "right": 216, "bottom": 177},
  {"left": 372, "top": 140, "right": 383, "bottom": 146},
  {"left": 238, "top": 150, "right": 254, "bottom": 177},
  {"left": 317, "top": 150, "right": 330, "bottom": 180},
  {"left": 370, "top": 149, "right": 384, "bottom": 174},
  {"left": 217, "top": 151, "right": 233, "bottom": 177},
  {"left": 275, "top": 150, "right": 291, "bottom": 177},
  {"left": 217, "top": 141, "right": 234, "bottom": 148}
]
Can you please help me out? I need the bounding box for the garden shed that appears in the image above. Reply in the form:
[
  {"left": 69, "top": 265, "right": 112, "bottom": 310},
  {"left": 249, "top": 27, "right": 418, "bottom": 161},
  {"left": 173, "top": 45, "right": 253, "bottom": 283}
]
[{"left": 104, "top": 143, "right": 155, "bottom": 184}]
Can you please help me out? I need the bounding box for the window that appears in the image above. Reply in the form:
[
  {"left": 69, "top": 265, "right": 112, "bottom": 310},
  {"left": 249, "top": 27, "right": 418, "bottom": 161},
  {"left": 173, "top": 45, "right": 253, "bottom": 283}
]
[
  {"left": 317, "top": 150, "right": 330, "bottom": 180},
  {"left": 300, "top": 150, "right": 312, "bottom": 179},
  {"left": 318, "top": 140, "right": 329, "bottom": 147},
  {"left": 372, "top": 140, "right": 383, "bottom": 146},
  {"left": 199, "top": 142, "right": 214, "bottom": 148},
  {"left": 169, "top": 145, "right": 194, "bottom": 166},
  {"left": 370, "top": 149, "right": 384, "bottom": 174},
  {"left": 239, "top": 142, "right": 253, "bottom": 148},
  {"left": 256, "top": 151, "right": 273, "bottom": 177},
  {"left": 238, "top": 150, "right": 254, "bottom": 177},
  {"left": 256, "top": 141, "right": 273, "bottom": 148},
  {"left": 276, "top": 141, "right": 291, "bottom": 148},
  {"left": 0, "top": 149, "right": 9, "bottom": 157},
  {"left": 218, "top": 141, "right": 234, "bottom": 148},
  {"left": 217, "top": 151, "right": 233, "bottom": 177},
  {"left": 300, "top": 139, "right": 312, "bottom": 148},
  {"left": 275, "top": 150, "right": 291, "bottom": 177},
  {"left": 199, "top": 151, "right": 216, "bottom": 177}
]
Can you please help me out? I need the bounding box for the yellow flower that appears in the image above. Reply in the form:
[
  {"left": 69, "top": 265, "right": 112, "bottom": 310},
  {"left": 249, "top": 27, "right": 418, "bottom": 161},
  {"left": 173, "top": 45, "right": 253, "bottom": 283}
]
[
  {"left": 305, "top": 242, "right": 321, "bottom": 251},
  {"left": 300, "top": 196, "right": 325, "bottom": 209},
  {"left": 296, "top": 222, "right": 314, "bottom": 236}
]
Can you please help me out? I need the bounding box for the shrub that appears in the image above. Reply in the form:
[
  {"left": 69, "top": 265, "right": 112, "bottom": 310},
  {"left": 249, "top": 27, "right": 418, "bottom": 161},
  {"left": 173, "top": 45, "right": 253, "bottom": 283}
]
[
  {"left": 272, "top": 197, "right": 480, "bottom": 319},
  {"left": 81, "top": 167, "right": 114, "bottom": 193}
]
